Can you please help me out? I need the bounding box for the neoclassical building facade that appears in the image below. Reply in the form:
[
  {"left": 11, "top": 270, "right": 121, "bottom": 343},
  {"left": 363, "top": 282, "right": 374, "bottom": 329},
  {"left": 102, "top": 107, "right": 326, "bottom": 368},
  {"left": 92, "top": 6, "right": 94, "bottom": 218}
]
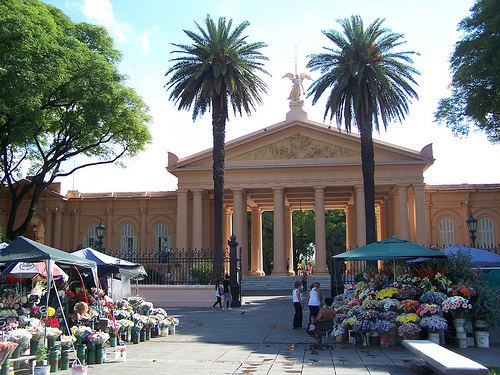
[{"left": 1, "top": 104, "right": 499, "bottom": 275}]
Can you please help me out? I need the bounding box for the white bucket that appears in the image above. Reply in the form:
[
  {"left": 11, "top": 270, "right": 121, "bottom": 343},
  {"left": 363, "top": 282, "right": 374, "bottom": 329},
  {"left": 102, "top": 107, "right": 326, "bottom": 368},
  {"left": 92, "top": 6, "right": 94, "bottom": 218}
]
[
  {"left": 475, "top": 331, "right": 489, "bottom": 348},
  {"left": 168, "top": 325, "right": 176, "bottom": 335},
  {"left": 160, "top": 327, "right": 169, "bottom": 337},
  {"left": 33, "top": 366, "right": 50, "bottom": 375},
  {"left": 458, "top": 339, "right": 468, "bottom": 348},
  {"left": 71, "top": 365, "right": 88, "bottom": 375},
  {"left": 456, "top": 331, "right": 467, "bottom": 339},
  {"left": 115, "top": 346, "right": 127, "bottom": 362}
]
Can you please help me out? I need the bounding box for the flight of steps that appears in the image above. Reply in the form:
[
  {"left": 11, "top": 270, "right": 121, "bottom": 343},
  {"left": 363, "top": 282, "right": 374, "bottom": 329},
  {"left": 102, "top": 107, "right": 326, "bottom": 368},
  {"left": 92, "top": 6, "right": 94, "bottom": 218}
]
[{"left": 242, "top": 275, "right": 332, "bottom": 296}]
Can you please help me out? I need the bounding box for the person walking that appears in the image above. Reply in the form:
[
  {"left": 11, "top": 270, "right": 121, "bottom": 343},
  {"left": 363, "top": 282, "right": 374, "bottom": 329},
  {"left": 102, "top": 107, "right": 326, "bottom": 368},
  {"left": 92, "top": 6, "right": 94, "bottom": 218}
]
[
  {"left": 308, "top": 282, "right": 321, "bottom": 322},
  {"left": 292, "top": 281, "right": 303, "bottom": 329},
  {"left": 222, "top": 273, "right": 232, "bottom": 310},
  {"left": 300, "top": 271, "right": 308, "bottom": 293},
  {"left": 212, "top": 279, "right": 223, "bottom": 310}
]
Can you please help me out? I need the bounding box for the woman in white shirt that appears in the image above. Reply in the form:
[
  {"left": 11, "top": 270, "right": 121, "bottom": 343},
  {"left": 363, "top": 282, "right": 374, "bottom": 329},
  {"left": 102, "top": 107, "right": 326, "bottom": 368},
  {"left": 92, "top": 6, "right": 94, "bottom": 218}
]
[
  {"left": 292, "top": 281, "right": 303, "bottom": 329},
  {"left": 308, "top": 282, "right": 321, "bottom": 322}
]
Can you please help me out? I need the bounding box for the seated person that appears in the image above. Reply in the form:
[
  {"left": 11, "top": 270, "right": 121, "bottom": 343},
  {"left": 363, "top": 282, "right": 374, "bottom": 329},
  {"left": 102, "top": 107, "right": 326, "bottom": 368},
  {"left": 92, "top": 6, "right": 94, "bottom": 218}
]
[
  {"left": 307, "top": 297, "right": 335, "bottom": 344},
  {"left": 72, "top": 301, "right": 91, "bottom": 324}
]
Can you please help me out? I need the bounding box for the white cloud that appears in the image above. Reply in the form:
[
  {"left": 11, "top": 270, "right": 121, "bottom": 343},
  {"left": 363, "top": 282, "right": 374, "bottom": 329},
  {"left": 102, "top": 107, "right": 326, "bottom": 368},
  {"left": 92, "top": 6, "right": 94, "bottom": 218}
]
[{"left": 81, "top": 0, "right": 129, "bottom": 43}]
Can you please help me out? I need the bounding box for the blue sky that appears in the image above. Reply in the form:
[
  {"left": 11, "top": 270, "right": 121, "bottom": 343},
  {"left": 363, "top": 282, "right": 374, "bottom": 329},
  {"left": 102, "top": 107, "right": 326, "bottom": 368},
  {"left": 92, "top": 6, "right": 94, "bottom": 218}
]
[{"left": 46, "top": 0, "right": 499, "bottom": 193}]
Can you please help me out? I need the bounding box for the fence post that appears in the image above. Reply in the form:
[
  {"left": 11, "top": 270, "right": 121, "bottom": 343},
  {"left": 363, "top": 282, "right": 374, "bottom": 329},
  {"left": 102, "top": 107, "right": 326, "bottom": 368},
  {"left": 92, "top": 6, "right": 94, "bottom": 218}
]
[{"left": 228, "top": 234, "right": 241, "bottom": 307}]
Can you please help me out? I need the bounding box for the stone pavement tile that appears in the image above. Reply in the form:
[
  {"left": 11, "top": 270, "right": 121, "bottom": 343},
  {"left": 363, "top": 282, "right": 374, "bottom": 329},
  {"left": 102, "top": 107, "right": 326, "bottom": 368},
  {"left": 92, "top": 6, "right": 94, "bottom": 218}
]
[
  {"left": 334, "top": 364, "right": 370, "bottom": 374},
  {"left": 301, "top": 362, "right": 335, "bottom": 374},
  {"left": 356, "top": 349, "right": 394, "bottom": 366},
  {"left": 366, "top": 366, "right": 413, "bottom": 375}
]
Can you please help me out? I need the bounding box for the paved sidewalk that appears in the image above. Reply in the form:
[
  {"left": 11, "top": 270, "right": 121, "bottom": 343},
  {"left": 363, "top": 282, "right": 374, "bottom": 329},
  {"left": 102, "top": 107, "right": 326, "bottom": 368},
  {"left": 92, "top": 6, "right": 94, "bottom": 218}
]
[{"left": 46, "top": 296, "right": 500, "bottom": 374}]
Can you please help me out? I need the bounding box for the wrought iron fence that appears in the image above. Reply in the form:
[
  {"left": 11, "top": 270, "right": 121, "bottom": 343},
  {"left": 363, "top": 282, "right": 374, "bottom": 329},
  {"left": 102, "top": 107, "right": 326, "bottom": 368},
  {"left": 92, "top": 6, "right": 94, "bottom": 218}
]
[{"left": 106, "top": 248, "right": 231, "bottom": 285}]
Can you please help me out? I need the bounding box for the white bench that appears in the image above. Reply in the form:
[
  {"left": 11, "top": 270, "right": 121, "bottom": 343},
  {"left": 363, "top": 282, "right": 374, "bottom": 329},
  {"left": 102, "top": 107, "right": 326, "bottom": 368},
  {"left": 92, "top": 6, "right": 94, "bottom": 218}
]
[{"left": 402, "top": 340, "right": 488, "bottom": 375}]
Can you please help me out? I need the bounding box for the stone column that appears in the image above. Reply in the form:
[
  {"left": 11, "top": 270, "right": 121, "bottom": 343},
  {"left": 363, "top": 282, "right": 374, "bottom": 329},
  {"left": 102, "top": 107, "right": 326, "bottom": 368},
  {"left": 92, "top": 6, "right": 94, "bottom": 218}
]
[
  {"left": 53, "top": 207, "right": 62, "bottom": 248},
  {"left": 398, "top": 184, "right": 410, "bottom": 240},
  {"left": 223, "top": 208, "right": 232, "bottom": 274},
  {"left": 105, "top": 207, "right": 112, "bottom": 249},
  {"left": 176, "top": 190, "right": 189, "bottom": 249},
  {"left": 355, "top": 185, "right": 366, "bottom": 247},
  {"left": 345, "top": 204, "right": 355, "bottom": 249},
  {"left": 232, "top": 189, "right": 246, "bottom": 269},
  {"left": 413, "top": 184, "right": 426, "bottom": 244},
  {"left": 285, "top": 206, "right": 294, "bottom": 275},
  {"left": 379, "top": 200, "right": 387, "bottom": 240},
  {"left": 192, "top": 189, "right": 203, "bottom": 249},
  {"left": 314, "top": 186, "right": 328, "bottom": 274},
  {"left": 250, "top": 207, "right": 264, "bottom": 275},
  {"left": 273, "top": 187, "right": 286, "bottom": 275},
  {"left": 72, "top": 209, "right": 80, "bottom": 249}
]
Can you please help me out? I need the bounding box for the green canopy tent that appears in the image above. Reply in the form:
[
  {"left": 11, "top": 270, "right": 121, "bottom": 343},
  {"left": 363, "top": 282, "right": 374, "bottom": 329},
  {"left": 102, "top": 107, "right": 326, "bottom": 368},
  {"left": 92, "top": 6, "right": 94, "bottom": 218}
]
[{"left": 331, "top": 236, "right": 446, "bottom": 296}]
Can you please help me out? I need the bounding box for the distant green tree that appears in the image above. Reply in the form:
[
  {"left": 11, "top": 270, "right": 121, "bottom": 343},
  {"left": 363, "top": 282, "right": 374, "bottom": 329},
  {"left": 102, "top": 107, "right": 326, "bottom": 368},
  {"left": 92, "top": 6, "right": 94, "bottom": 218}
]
[
  {"left": 435, "top": 0, "right": 500, "bottom": 143},
  {"left": 0, "top": 0, "right": 151, "bottom": 240},
  {"left": 307, "top": 16, "right": 419, "bottom": 247},
  {"left": 165, "top": 15, "right": 269, "bottom": 278}
]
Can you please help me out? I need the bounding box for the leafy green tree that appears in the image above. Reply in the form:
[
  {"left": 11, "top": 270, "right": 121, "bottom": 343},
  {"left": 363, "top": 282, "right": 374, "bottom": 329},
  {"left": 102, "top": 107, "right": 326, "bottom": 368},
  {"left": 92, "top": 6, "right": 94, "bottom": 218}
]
[
  {"left": 307, "top": 16, "right": 419, "bottom": 246},
  {"left": 0, "top": 0, "right": 151, "bottom": 240},
  {"left": 434, "top": 0, "right": 499, "bottom": 143},
  {"left": 165, "top": 15, "right": 269, "bottom": 277}
]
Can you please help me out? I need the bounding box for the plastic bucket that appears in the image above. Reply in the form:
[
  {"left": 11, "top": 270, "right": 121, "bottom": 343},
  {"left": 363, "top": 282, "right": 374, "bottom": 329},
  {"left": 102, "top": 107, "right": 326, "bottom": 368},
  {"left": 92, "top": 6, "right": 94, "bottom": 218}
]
[
  {"left": 427, "top": 332, "right": 440, "bottom": 345},
  {"left": 71, "top": 365, "right": 88, "bottom": 375},
  {"left": 115, "top": 346, "right": 127, "bottom": 362},
  {"left": 475, "top": 331, "right": 489, "bottom": 348}
]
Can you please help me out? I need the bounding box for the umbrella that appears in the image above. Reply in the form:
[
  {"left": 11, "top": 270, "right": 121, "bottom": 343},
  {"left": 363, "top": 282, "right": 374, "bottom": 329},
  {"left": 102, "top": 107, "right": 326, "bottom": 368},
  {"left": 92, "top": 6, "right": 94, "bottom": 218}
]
[
  {"left": 1, "top": 261, "right": 69, "bottom": 282},
  {"left": 443, "top": 246, "right": 500, "bottom": 268},
  {"left": 333, "top": 236, "right": 446, "bottom": 260}
]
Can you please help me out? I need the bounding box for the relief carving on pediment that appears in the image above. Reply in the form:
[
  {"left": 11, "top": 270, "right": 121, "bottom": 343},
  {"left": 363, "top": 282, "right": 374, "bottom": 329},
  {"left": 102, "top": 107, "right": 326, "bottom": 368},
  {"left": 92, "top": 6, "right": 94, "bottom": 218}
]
[{"left": 232, "top": 134, "right": 359, "bottom": 161}]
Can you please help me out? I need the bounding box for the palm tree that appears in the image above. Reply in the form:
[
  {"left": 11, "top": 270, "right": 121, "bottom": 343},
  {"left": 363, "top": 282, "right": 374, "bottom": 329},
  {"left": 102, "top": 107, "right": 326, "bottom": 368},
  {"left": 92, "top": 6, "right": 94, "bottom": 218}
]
[
  {"left": 165, "top": 15, "right": 269, "bottom": 277},
  {"left": 307, "top": 16, "right": 419, "bottom": 246}
]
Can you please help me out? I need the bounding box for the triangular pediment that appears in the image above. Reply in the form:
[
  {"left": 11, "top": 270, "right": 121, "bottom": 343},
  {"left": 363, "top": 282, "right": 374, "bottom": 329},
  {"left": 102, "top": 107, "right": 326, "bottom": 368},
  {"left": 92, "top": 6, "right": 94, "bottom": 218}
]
[{"left": 230, "top": 133, "right": 360, "bottom": 161}]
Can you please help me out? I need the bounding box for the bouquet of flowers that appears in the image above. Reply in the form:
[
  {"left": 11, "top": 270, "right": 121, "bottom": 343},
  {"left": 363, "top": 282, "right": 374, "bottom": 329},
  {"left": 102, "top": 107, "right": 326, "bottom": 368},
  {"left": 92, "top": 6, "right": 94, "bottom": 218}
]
[
  {"left": 347, "top": 305, "right": 365, "bottom": 318},
  {"left": 42, "top": 316, "right": 60, "bottom": 328},
  {"left": 398, "top": 286, "right": 419, "bottom": 300},
  {"left": 441, "top": 296, "right": 472, "bottom": 315},
  {"left": 113, "top": 309, "right": 132, "bottom": 320},
  {"left": 88, "top": 332, "right": 109, "bottom": 345},
  {"left": 158, "top": 319, "right": 172, "bottom": 329},
  {"left": 342, "top": 316, "right": 358, "bottom": 329},
  {"left": 45, "top": 327, "right": 62, "bottom": 339},
  {"left": 0, "top": 318, "right": 19, "bottom": 332},
  {"left": 419, "top": 291, "right": 448, "bottom": 304},
  {"left": 368, "top": 273, "right": 387, "bottom": 290},
  {"left": 118, "top": 319, "right": 133, "bottom": 332},
  {"left": 452, "top": 284, "right": 475, "bottom": 299},
  {"left": 376, "top": 287, "right": 399, "bottom": 300},
  {"left": 60, "top": 335, "right": 76, "bottom": 348},
  {"left": 399, "top": 300, "right": 420, "bottom": 313},
  {"left": 378, "top": 311, "right": 398, "bottom": 321},
  {"left": 132, "top": 313, "right": 148, "bottom": 328},
  {"left": 27, "top": 325, "right": 45, "bottom": 340},
  {"left": 377, "top": 298, "right": 400, "bottom": 311},
  {"left": 7, "top": 328, "right": 32, "bottom": 348},
  {"left": 416, "top": 303, "right": 441, "bottom": 317},
  {"left": 137, "top": 302, "right": 153, "bottom": 316},
  {"left": 151, "top": 307, "right": 168, "bottom": 316},
  {"left": 0, "top": 342, "right": 18, "bottom": 367},
  {"left": 166, "top": 317, "right": 179, "bottom": 326},
  {"left": 420, "top": 316, "right": 448, "bottom": 332},
  {"left": 353, "top": 319, "right": 374, "bottom": 333},
  {"left": 360, "top": 309, "right": 380, "bottom": 321},
  {"left": 396, "top": 313, "right": 420, "bottom": 324},
  {"left": 353, "top": 282, "right": 368, "bottom": 296},
  {"left": 335, "top": 314, "right": 348, "bottom": 324},
  {"left": 335, "top": 306, "right": 350, "bottom": 315},
  {"left": 358, "top": 287, "right": 376, "bottom": 300},
  {"left": 394, "top": 274, "right": 421, "bottom": 288},
  {"left": 372, "top": 320, "right": 395, "bottom": 332},
  {"left": 361, "top": 298, "right": 379, "bottom": 309},
  {"left": 127, "top": 296, "right": 144, "bottom": 307},
  {"left": 346, "top": 296, "right": 361, "bottom": 308},
  {"left": 397, "top": 323, "right": 421, "bottom": 337},
  {"left": 70, "top": 325, "right": 93, "bottom": 340}
]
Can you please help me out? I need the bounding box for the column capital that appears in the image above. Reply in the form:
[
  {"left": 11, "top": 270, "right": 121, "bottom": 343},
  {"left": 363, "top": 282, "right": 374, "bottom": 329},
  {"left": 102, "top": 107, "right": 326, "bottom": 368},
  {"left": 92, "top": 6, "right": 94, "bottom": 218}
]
[
  {"left": 231, "top": 187, "right": 244, "bottom": 192},
  {"left": 396, "top": 183, "right": 410, "bottom": 189},
  {"left": 272, "top": 186, "right": 285, "bottom": 192},
  {"left": 192, "top": 189, "right": 204, "bottom": 195},
  {"left": 354, "top": 184, "right": 364, "bottom": 191},
  {"left": 313, "top": 185, "right": 326, "bottom": 191},
  {"left": 412, "top": 183, "right": 426, "bottom": 190}
]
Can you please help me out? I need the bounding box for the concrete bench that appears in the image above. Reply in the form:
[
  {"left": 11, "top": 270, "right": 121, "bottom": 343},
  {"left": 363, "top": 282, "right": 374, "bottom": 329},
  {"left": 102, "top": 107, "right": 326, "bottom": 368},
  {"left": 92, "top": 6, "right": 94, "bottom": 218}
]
[{"left": 402, "top": 340, "right": 488, "bottom": 375}]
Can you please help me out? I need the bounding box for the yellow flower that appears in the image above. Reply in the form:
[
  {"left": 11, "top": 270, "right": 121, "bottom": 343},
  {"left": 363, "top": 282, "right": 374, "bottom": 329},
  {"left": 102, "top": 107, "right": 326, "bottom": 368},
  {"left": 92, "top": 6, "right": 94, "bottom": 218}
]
[
  {"left": 47, "top": 307, "right": 56, "bottom": 317},
  {"left": 376, "top": 287, "right": 399, "bottom": 300}
]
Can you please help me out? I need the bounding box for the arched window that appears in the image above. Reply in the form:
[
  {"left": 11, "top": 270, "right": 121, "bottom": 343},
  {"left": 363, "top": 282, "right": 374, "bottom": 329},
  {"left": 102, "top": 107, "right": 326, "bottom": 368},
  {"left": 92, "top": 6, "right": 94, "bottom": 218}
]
[
  {"left": 439, "top": 217, "right": 455, "bottom": 247},
  {"left": 83, "top": 224, "right": 98, "bottom": 248},
  {"left": 154, "top": 224, "right": 171, "bottom": 251},
  {"left": 120, "top": 224, "right": 137, "bottom": 255},
  {"left": 478, "top": 216, "right": 495, "bottom": 248}
]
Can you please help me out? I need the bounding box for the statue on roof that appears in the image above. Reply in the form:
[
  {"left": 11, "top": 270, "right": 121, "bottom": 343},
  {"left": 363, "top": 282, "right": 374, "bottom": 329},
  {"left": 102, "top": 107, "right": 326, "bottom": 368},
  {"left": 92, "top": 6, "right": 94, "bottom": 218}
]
[{"left": 282, "top": 72, "right": 311, "bottom": 102}]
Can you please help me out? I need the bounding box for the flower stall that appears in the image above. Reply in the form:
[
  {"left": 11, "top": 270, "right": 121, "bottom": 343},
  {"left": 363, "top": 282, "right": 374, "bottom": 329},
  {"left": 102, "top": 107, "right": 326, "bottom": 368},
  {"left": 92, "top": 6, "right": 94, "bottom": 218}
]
[
  {"left": 0, "top": 237, "right": 180, "bottom": 373},
  {"left": 330, "top": 239, "right": 499, "bottom": 349}
]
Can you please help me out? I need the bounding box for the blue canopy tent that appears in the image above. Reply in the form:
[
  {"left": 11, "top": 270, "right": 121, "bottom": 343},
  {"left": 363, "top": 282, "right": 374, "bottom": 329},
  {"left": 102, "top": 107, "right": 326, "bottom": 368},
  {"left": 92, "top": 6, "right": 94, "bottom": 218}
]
[{"left": 442, "top": 246, "right": 500, "bottom": 268}]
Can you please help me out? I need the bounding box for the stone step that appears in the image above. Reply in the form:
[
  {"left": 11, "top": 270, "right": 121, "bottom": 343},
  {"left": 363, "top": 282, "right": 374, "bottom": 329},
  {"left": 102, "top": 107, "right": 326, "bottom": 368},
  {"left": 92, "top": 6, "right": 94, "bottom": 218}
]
[{"left": 241, "top": 275, "right": 332, "bottom": 296}]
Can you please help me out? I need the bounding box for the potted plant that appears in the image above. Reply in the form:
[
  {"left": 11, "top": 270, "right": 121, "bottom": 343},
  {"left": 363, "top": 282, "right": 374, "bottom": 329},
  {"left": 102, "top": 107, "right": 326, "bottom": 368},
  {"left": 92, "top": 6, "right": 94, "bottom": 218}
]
[
  {"left": 398, "top": 323, "right": 422, "bottom": 340},
  {"left": 469, "top": 281, "right": 500, "bottom": 348},
  {"left": 419, "top": 315, "right": 448, "bottom": 344},
  {"left": 33, "top": 344, "right": 49, "bottom": 375}
]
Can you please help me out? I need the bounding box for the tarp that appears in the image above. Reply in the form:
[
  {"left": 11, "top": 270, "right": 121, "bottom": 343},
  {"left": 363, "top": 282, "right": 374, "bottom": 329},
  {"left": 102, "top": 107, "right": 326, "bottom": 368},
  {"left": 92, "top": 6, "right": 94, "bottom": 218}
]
[
  {"left": 1, "top": 261, "right": 69, "bottom": 282},
  {"left": 442, "top": 245, "right": 500, "bottom": 268},
  {"left": 333, "top": 236, "right": 446, "bottom": 260},
  {"left": 0, "top": 236, "right": 97, "bottom": 269},
  {"left": 71, "top": 247, "right": 147, "bottom": 280}
]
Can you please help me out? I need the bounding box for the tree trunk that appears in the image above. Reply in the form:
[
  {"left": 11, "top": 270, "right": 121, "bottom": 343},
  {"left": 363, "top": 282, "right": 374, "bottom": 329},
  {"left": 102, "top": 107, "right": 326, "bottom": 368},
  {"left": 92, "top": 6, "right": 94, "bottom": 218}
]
[
  {"left": 212, "top": 95, "right": 227, "bottom": 279},
  {"left": 359, "top": 123, "right": 377, "bottom": 246}
]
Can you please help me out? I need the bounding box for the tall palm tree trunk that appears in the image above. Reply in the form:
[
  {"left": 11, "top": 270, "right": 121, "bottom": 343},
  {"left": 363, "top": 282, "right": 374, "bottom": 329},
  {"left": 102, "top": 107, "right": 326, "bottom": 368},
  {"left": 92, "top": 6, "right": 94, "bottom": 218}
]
[
  {"left": 212, "top": 95, "right": 227, "bottom": 279},
  {"left": 359, "top": 121, "right": 377, "bottom": 246}
]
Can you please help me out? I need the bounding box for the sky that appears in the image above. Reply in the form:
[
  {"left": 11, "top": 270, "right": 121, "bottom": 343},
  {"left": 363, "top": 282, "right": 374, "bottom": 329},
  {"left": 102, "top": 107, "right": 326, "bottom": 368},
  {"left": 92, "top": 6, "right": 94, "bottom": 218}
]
[{"left": 45, "top": 0, "right": 500, "bottom": 194}]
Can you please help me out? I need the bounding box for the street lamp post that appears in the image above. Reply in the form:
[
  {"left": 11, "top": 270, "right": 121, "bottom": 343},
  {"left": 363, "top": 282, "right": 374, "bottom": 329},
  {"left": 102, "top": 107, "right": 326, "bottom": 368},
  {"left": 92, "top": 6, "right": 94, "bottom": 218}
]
[
  {"left": 95, "top": 222, "right": 106, "bottom": 252},
  {"left": 466, "top": 214, "right": 478, "bottom": 248}
]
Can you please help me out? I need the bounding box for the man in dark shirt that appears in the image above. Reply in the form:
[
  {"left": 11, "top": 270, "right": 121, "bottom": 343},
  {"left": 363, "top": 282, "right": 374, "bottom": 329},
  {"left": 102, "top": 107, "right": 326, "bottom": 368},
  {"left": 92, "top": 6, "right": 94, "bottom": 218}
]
[{"left": 222, "top": 273, "right": 232, "bottom": 310}]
